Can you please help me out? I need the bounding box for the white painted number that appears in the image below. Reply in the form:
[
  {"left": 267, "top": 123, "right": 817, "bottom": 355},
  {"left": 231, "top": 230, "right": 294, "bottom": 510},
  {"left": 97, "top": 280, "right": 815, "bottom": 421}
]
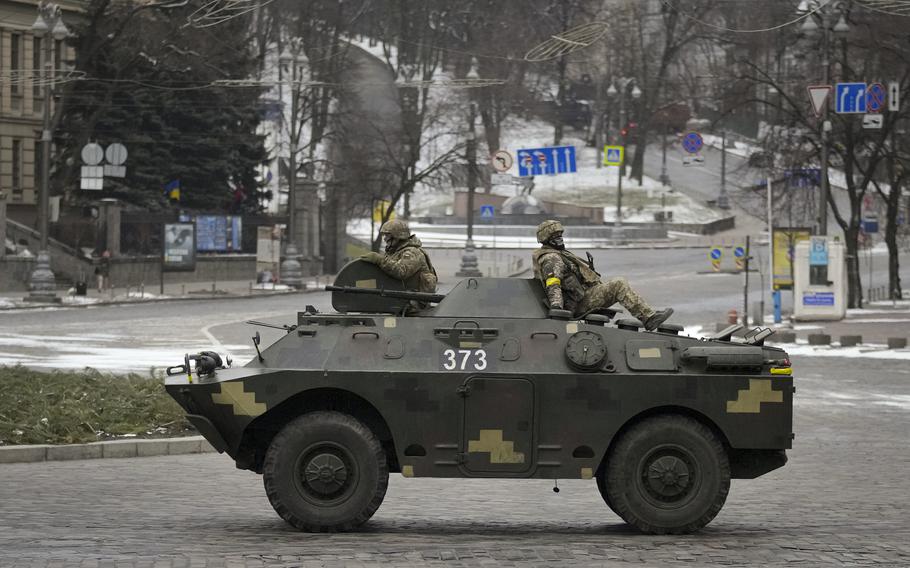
[{"left": 442, "top": 348, "right": 487, "bottom": 371}]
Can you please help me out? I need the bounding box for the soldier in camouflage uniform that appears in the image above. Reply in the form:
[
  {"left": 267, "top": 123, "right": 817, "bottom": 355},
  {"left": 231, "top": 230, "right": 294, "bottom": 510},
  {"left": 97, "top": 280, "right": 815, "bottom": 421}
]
[
  {"left": 532, "top": 220, "right": 673, "bottom": 330},
  {"left": 361, "top": 219, "right": 438, "bottom": 307}
]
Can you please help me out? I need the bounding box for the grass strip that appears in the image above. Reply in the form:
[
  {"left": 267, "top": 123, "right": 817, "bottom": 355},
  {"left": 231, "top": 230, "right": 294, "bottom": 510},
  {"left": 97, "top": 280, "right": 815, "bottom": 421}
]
[{"left": 0, "top": 365, "right": 191, "bottom": 446}]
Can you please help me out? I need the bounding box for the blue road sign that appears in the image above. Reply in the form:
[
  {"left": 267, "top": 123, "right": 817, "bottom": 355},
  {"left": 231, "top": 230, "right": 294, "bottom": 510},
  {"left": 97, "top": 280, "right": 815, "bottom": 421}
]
[
  {"left": 809, "top": 236, "right": 828, "bottom": 266},
  {"left": 866, "top": 82, "right": 886, "bottom": 113},
  {"left": 862, "top": 218, "right": 879, "bottom": 234},
  {"left": 785, "top": 168, "right": 821, "bottom": 188},
  {"left": 480, "top": 205, "right": 495, "bottom": 219},
  {"left": 682, "top": 132, "right": 703, "bottom": 154},
  {"left": 516, "top": 145, "right": 576, "bottom": 177},
  {"left": 710, "top": 247, "right": 722, "bottom": 260},
  {"left": 734, "top": 246, "right": 745, "bottom": 258},
  {"left": 836, "top": 82, "right": 867, "bottom": 114},
  {"left": 605, "top": 147, "right": 622, "bottom": 165}
]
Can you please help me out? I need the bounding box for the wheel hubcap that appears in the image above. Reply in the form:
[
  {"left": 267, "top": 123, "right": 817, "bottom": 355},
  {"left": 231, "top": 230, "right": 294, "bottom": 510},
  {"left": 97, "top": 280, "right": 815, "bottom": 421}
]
[
  {"left": 639, "top": 446, "right": 699, "bottom": 507},
  {"left": 304, "top": 453, "right": 348, "bottom": 495}
]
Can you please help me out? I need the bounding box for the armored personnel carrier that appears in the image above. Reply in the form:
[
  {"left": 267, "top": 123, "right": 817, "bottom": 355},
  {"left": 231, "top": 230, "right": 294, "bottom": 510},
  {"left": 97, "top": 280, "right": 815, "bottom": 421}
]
[{"left": 166, "top": 261, "right": 793, "bottom": 535}]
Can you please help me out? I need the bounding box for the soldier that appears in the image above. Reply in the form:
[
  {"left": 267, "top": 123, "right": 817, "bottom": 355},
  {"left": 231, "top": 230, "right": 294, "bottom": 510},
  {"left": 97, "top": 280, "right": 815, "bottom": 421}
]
[
  {"left": 360, "top": 219, "right": 438, "bottom": 296},
  {"left": 532, "top": 220, "right": 674, "bottom": 330}
]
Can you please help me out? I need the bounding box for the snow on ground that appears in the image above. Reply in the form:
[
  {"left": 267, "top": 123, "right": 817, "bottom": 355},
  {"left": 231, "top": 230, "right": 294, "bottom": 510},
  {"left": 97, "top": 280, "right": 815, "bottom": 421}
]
[{"left": 0, "top": 332, "right": 251, "bottom": 373}]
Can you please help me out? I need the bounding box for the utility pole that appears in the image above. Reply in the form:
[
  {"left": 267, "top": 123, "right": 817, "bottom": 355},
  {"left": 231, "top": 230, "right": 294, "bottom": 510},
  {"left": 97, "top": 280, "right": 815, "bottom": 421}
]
[
  {"left": 718, "top": 130, "right": 730, "bottom": 209},
  {"left": 27, "top": 2, "right": 68, "bottom": 302},
  {"left": 279, "top": 46, "right": 304, "bottom": 288},
  {"left": 456, "top": 103, "right": 482, "bottom": 277}
]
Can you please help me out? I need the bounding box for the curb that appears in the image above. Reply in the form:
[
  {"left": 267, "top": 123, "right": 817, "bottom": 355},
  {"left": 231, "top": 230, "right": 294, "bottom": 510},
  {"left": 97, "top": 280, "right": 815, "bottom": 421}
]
[
  {"left": 0, "top": 286, "right": 320, "bottom": 312},
  {"left": 0, "top": 435, "right": 218, "bottom": 465}
]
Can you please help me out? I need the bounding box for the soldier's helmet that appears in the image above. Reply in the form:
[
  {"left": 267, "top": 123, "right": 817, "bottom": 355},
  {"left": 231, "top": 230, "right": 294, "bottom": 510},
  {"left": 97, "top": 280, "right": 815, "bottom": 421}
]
[
  {"left": 536, "top": 219, "right": 564, "bottom": 244},
  {"left": 379, "top": 219, "right": 410, "bottom": 241}
]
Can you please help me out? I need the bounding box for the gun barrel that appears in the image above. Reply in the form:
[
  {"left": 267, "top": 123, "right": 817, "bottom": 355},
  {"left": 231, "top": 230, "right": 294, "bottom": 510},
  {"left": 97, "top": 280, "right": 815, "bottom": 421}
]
[{"left": 326, "top": 285, "right": 445, "bottom": 304}]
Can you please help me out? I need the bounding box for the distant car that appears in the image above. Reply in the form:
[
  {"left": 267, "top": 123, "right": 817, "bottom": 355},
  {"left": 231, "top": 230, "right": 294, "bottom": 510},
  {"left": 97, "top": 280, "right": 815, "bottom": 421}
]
[{"left": 166, "top": 261, "right": 794, "bottom": 535}]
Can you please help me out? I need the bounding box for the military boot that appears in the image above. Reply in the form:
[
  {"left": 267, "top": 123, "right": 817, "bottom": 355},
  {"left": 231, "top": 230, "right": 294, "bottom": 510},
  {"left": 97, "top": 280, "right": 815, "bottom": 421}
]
[{"left": 644, "top": 308, "right": 674, "bottom": 331}]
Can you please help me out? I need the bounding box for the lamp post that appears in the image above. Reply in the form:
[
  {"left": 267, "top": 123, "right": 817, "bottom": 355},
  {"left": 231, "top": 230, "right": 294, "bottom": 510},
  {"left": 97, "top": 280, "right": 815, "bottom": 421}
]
[
  {"left": 456, "top": 102, "right": 482, "bottom": 278},
  {"left": 606, "top": 78, "right": 641, "bottom": 236},
  {"left": 278, "top": 45, "right": 305, "bottom": 288},
  {"left": 799, "top": 0, "right": 850, "bottom": 236},
  {"left": 27, "top": 2, "right": 68, "bottom": 302}
]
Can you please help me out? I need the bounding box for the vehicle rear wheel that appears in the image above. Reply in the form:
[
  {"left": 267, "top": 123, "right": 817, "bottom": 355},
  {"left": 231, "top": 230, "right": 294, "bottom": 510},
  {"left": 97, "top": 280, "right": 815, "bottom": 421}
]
[
  {"left": 263, "top": 411, "right": 388, "bottom": 532},
  {"left": 595, "top": 472, "right": 620, "bottom": 517},
  {"left": 605, "top": 415, "right": 730, "bottom": 534}
]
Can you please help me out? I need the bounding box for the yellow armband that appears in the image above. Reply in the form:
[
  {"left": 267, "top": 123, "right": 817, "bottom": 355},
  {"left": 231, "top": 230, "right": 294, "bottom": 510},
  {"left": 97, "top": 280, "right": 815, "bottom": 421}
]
[{"left": 545, "top": 277, "right": 561, "bottom": 287}]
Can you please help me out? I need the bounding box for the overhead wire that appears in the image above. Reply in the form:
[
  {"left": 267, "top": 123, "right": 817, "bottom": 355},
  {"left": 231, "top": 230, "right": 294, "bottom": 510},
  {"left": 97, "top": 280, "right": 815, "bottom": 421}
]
[{"left": 659, "top": 0, "right": 833, "bottom": 33}]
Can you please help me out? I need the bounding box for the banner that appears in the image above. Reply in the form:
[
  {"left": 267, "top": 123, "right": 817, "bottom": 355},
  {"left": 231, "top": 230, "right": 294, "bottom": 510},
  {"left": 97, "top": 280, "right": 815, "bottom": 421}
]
[
  {"left": 772, "top": 227, "right": 811, "bottom": 289},
  {"left": 163, "top": 223, "right": 196, "bottom": 272}
]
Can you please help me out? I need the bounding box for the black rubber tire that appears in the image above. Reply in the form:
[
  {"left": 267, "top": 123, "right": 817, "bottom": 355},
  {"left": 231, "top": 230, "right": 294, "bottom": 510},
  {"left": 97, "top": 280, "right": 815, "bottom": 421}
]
[
  {"left": 605, "top": 415, "right": 730, "bottom": 535},
  {"left": 595, "top": 472, "right": 620, "bottom": 518},
  {"left": 263, "top": 411, "right": 388, "bottom": 532}
]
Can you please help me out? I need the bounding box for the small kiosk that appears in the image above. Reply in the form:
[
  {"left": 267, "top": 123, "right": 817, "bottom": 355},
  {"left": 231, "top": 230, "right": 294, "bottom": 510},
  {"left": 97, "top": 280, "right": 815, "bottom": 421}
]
[{"left": 793, "top": 236, "right": 847, "bottom": 321}]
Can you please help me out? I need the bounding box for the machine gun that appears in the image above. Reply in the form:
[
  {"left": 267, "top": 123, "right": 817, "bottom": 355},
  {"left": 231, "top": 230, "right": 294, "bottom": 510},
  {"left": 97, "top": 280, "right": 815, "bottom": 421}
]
[{"left": 326, "top": 285, "right": 446, "bottom": 304}]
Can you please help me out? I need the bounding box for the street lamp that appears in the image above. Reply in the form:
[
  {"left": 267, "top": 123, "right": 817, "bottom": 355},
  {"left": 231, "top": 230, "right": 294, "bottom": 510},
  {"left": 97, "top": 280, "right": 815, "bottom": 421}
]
[
  {"left": 799, "top": 0, "right": 850, "bottom": 236},
  {"left": 456, "top": 103, "right": 483, "bottom": 277},
  {"left": 606, "top": 77, "right": 640, "bottom": 238},
  {"left": 278, "top": 45, "right": 306, "bottom": 288},
  {"left": 27, "top": 1, "right": 68, "bottom": 302}
]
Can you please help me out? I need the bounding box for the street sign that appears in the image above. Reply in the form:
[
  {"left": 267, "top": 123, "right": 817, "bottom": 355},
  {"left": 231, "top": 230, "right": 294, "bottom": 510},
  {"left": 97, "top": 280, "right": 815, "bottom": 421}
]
[
  {"left": 862, "top": 218, "right": 879, "bottom": 234},
  {"left": 491, "top": 150, "right": 513, "bottom": 172},
  {"left": 480, "top": 205, "right": 495, "bottom": 219},
  {"left": 516, "top": 145, "right": 576, "bottom": 177},
  {"left": 709, "top": 247, "right": 722, "bottom": 261},
  {"left": 682, "top": 154, "right": 705, "bottom": 167},
  {"left": 734, "top": 246, "right": 745, "bottom": 258},
  {"left": 866, "top": 83, "right": 886, "bottom": 113},
  {"left": 785, "top": 168, "right": 821, "bottom": 188},
  {"left": 809, "top": 236, "right": 829, "bottom": 266},
  {"left": 862, "top": 114, "right": 884, "bottom": 130},
  {"left": 81, "top": 143, "right": 104, "bottom": 166},
  {"left": 889, "top": 81, "right": 900, "bottom": 112},
  {"left": 807, "top": 85, "right": 832, "bottom": 117},
  {"left": 603, "top": 145, "right": 624, "bottom": 166},
  {"left": 80, "top": 167, "right": 103, "bottom": 190},
  {"left": 105, "top": 143, "right": 128, "bottom": 165},
  {"left": 490, "top": 173, "right": 515, "bottom": 185},
  {"left": 835, "top": 82, "right": 867, "bottom": 114},
  {"left": 682, "top": 131, "right": 703, "bottom": 154}
]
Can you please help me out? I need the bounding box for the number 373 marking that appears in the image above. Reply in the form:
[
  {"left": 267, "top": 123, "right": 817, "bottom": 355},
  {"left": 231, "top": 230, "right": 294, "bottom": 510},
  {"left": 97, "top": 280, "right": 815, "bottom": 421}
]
[{"left": 441, "top": 348, "right": 487, "bottom": 371}]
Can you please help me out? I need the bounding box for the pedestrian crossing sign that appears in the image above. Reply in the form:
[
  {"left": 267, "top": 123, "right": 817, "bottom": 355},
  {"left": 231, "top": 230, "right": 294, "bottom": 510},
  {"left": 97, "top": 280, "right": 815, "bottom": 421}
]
[{"left": 603, "top": 145, "right": 624, "bottom": 166}]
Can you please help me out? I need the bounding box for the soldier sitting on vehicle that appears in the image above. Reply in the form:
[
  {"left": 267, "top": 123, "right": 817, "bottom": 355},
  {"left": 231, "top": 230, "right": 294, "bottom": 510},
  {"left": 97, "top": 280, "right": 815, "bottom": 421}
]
[
  {"left": 532, "top": 219, "right": 674, "bottom": 330},
  {"left": 360, "top": 219, "right": 438, "bottom": 304}
]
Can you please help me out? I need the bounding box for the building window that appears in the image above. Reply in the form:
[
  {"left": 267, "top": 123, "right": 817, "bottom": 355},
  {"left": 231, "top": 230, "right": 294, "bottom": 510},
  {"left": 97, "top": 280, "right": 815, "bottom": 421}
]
[
  {"left": 11, "top": 33, "right": 22, "bottom": 95},
  {"left": 12, "top": 140, "right": 23, "bottom": 196},
  {"left": 33, "top": 37, "right": 43, "bottom": 99}
]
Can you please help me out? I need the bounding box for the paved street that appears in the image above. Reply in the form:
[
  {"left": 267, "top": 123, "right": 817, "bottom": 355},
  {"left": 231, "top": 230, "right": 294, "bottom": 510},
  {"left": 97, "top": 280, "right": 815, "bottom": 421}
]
[
  {"left": 1, "top": 355, "right": 909, "bottom": 566},
  {"left": 1, "top": 248, "right": 908, "bottom": 566}
]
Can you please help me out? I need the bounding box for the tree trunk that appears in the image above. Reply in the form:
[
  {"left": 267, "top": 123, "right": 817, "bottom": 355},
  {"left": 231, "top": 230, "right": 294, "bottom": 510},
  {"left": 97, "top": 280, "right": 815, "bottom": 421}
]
[
  {"left": 553, "top": 54, "right": 567, "bottom": 146},
  {"left": 844, "top": 225, "right": 863, "bottom": 309}
]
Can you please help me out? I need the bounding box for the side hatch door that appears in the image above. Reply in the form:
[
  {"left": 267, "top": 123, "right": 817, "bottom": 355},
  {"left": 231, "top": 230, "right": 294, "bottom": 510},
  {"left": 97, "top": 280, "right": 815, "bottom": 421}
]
[{"left": 461, "top": 377, "right": 534, "bottom": 474}]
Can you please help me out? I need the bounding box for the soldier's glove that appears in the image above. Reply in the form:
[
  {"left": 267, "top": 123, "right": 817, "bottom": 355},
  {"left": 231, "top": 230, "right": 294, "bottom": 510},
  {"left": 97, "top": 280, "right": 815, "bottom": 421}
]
[{"left": 359, "top": 252, "right": 383, "bottom": 264}]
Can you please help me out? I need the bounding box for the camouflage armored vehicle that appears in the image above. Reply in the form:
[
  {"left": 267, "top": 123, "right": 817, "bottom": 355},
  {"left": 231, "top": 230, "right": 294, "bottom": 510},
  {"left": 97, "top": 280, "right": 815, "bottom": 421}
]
[{"left": 166, "top": 261, "right": 794, "bottom": 535}]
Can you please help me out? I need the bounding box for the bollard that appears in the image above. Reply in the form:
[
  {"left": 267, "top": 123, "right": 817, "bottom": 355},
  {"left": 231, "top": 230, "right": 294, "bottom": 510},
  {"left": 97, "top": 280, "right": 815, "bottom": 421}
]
[
  {"left": 807, "top": 333, "right": 831, "bottom": 346},
  {"left": 774, "top": 331, "right": 797, "bottom": 344},
  {"left": 887, "top": 337, "right": 907, "bottom": 349},
  {"left": 839, "top": 335, "right": 862, "bottom": 347}
]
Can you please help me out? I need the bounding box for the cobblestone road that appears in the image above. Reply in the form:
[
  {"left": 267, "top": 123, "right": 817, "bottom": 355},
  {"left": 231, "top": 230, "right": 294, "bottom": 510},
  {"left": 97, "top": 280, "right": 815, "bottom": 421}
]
[{"left": 2, "top": 358, "right": 909, "bottom": 567}]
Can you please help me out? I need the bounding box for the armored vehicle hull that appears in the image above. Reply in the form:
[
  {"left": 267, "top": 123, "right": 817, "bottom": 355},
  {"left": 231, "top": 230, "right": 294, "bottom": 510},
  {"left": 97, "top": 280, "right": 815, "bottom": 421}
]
[{"left": 166, "top": 267, "right": 793, "bottom": 535}]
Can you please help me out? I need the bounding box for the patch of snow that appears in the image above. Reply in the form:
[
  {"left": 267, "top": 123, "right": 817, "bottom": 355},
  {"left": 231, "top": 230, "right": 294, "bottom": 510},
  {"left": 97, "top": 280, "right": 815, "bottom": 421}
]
[{"left": 252, "top": 283, "right": 292, "bottom": 291}]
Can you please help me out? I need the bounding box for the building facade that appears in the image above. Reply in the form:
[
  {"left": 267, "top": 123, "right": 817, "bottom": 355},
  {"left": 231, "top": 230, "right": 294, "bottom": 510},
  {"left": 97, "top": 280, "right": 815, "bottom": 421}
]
[{"left": 0, "top": 0, "right": 79, "bottom": 209}]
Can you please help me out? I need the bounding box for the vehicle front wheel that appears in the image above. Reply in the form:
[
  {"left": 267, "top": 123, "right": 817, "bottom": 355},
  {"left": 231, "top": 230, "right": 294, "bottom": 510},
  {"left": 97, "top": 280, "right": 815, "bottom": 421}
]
[
  {"left": 263, "top": 411, "right": 388, "bottom": 532},
  {"left": 605, "top": 415, "right": 730, "bottom": 534}
]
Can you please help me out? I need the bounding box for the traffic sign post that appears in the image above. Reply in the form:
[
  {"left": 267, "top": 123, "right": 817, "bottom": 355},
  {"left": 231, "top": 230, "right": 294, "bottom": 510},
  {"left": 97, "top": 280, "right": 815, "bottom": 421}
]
[
  {"left": 682, "top": 132, "right": 703, "bottom": 154},
  {"left": 491, "top": 150, "right": 513, "bottom": 173},
  {"left": 603, "top": 145, "right": 624, "bottom": 167},
  {"left": 710, "top": 246, "right": 722, "bottom": 272},
  {"left": 889, "top": 82, "right": 900, "bottom": 112},
  {"left": 807, "top": 85, "right": 832, "bottom": 117},
  {"left": 734, "top": 245, "right": 745, "bottom": 271},
  {"left": 835, "top": 82, "right": 867, "bottom": 114},
  {"left": 866, "top": 83, "right": 886, "bottom": 113},
  {"left": 517, "top": 146, "right": 577, "bottom": 177}
]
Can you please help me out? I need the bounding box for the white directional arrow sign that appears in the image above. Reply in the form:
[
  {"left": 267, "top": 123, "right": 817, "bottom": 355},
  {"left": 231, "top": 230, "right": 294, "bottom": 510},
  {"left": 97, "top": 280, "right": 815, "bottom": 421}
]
[
  {"left": 889, "top": 81, "right": 900, "bottom": 112},
  {"left": 807, "top": 85, "right": 832, "bottom": 117}
]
